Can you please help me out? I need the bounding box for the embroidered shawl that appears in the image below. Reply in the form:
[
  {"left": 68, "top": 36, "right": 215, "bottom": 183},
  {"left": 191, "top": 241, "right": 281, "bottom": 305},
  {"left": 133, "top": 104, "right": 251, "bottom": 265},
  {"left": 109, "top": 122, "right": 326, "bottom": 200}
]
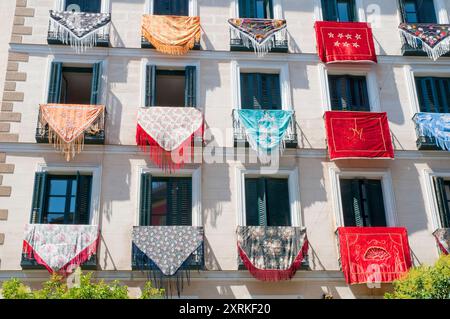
[
  {"left": 141, "top": 15, "right": 201, "bottom": 55},
  {"left": 22, "top": 224, "right": 99, "bottom": 275},
  {"left": 235, "top": 109, "right": 294, "bottom": 158},
  {"left": 237, "top": 226, "right": 308, "bottom": 281},
  {"left": 40, "top": 104, "right": 105, "bottom": 161},
  {"left": 433, "top": 228, "right": 450, "bottom": 255},
  {"left": 413, "top": 113, "right": 450, "bottom": 151},
  {"left": 338, "top": 227, "right": 412, "bottom": 284},
  {"left": 228, "top": 18, "right": 287, "bottom": 57},
  {"left": 399, "top": 23, "right": 450, "bottom": 61},
  {"left": 136, "top": 107, "right": 203, "bottom": 171},
  {"left": 49, "top": 10, "right": 111, "bottom": 53}
]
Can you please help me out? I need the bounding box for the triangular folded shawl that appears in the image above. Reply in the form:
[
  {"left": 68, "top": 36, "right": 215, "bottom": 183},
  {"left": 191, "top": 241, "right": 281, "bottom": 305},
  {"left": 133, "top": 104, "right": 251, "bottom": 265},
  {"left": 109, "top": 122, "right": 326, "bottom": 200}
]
[
  {"left": 49, "top": 10, "right": 111, "bottom": 53},
  {"left": 413, "top": 112, "right": 450, "bottom": 151},
  {"left": 228, "top": 18, "right": 287, "bottom": 57},
  {"left": 142, "top": 15, "right": 201, "bottom": 55},
  {"left": 237, "top": 226, "right": 308, "bottom": 281},
  {"left": 22, "top": 224, "right": 99, "bottom": 275},
  {"left": 136, "top": 107, "right": 204, "bottom": 171},
  {"left": 433, "top": 228, "right": 450, "bottom": 255},
  {"left": 399, "top": 23, "right": 450, "bottom": 61},
  {"left": 40, "top": 104, "right": 105, "bottom": 161}
]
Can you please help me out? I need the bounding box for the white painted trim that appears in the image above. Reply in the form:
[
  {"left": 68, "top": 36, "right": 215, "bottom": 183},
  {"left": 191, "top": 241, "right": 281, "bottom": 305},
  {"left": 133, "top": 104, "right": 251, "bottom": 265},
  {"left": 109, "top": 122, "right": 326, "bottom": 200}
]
[
  {"left": 35, "top": 163, "right": 102, "bottom": 226},
  {"left": 328, "top": 167, "right": 398, "bottom": 228},
  {"left": 135, "top": 166, "right": 202, "bottom": 227},
  {"left": 141, "top": 58, "right": 201, "bottom": 109},
  {"left": 145, "top": 0, "right": 198, "bottom": 16},
  {"left": 435, "top": 0, "right": 450, "bottom": 24},
  {"left": 422, "top": 169, "right": 450, "bottom": 231},
  {"left": 318, "top": 63, "right": 381, "bottom": 113},
  {"left": 231, "top": 60, "right": 292, "bottom": 110},
  {"left": 313, "top": 0, "right": 323, "bottom": 21},
  {"left": 235, "top": 167, "right": 302, "bottom": 227}
]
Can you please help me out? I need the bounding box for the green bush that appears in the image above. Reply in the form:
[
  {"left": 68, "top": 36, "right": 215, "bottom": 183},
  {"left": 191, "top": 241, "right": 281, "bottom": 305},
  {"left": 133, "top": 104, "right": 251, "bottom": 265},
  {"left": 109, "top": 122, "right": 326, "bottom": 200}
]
[
  {"left": 385, "top": 254, "right": 450, "bottom": 299},
  {"left": 1, "top": 270, "right": 164, "bottom": 299}
]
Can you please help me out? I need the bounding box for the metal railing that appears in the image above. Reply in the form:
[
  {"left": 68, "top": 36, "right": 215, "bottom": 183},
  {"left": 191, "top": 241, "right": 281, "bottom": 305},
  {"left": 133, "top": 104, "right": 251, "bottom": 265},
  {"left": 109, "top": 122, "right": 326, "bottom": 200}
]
[
  {"left": 412, "top": 113, "right": 440, "bottom": 150},
  {"left": 47, "top": 20, "right": 110, "bottom": 47},
  {"left": 141, "top": 36, "right": 201, "bottom": 50},
  {"left": 229, "top": 28, "right": 288, "bottom": 52}
]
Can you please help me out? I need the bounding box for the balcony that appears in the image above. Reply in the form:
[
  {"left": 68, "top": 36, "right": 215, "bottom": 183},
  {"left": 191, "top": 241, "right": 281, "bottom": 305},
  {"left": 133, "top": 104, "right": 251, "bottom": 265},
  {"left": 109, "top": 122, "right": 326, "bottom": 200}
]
[
  {"left": 141, "top": 36, "right": 201, "bottom": 50},
  {"left": 232, "top": 109, "right": 298, "bottom": 148},
  {"left": 35, "top": 106, "right": 106, "bottom": 145},
  {"left": 413, "top": 113, "right": 441, "bottom": 151},
  {"left": 47, "top": 20, "right": 110, "bottom": 47},
  {"left": 401, "top": 42, "right": 450, "bottom": 58},
  {"left": 21, "top": 253, "right": 97, "bottom": 270},
  {"left": 229, "top": 29, "right": 288, "bottom": 53}
]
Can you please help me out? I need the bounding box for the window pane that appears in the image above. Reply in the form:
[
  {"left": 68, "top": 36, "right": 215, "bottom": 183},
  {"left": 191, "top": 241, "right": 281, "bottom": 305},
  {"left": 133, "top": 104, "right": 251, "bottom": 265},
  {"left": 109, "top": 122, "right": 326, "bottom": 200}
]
[
  {"left": 266, "top": 178, "right": 290, "bottom": 226},
  {"left": 49, "top": 179, "right": 68, "bottom": 196},
  {"left": 70, "top": 196, "right": 76, "bottom": 213},
  {"left": 71, "top": 180, "right": 77, "bottom": 196},
  {"left": 337, "top": 2, "right": 350, "bottom": 22},
  {"left": 256, "top": 0, "right": 265, "bottom": 18},
  {"left": 46, "top": 214, "right": 65, "bottom": 224},
  {"left": 151, "top": 180, "right": 168, "bottom": 226},
  {"left": 47, "top": 197, "right": 66, "bottom": 213}
]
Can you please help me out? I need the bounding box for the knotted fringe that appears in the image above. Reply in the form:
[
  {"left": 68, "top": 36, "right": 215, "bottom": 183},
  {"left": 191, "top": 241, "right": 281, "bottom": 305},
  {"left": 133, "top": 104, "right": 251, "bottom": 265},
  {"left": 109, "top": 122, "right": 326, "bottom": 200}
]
[
  {"left": 238, "top": 239, "right": 309, "bottom": 281},
  {"left": 132, "top": 243, "right": 202, "bottom": 298},
  {"left": 399, "top": 29, "right": 450, "bottom": 61},
  {"left": 142, "top": 27, "right": 200, "bottom": 55},
  {"left": 22, "top": 235, "right": 99, "bottom": 276},
  {"left": 50, "top": 19, "right": 109, "bottom": 54},
  {"left": 136, "top": 123, "right": 203, "bottom": 172},
  {"left": 417, "top": 122, "right": 450, "bottom": 151},
  {"left": 230, "top": 26, "right": 287, "bottom": 57},
  {"left": 44, "top": 120, "right": 86, "bottom": 161}
]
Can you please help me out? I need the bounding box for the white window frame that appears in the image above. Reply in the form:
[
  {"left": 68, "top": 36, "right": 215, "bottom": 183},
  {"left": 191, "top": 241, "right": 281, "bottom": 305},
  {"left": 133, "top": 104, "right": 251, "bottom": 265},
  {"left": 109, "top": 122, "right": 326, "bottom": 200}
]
[
  {"left": 145, "top": 0, "right": 198, "bottom": 16},
  {"left": 318, "top": 63, "right": 381, "bottom": 113},
  {"left": 403, "top": 65, "right": 450, "bottom": 118},
  {"left": 422, "top": 169, "right": 450, "bottom": 231},
  {"left": 328, "top": 167, "right": 398, "bottom": 228},
  {"left": 135, "top": 166, "right": 202, "bottom": 227},
  {"left": 314, "top": 0, "right": 366, "bottom": 22},
  {"left": 235, "top": 167, "right": 302, "bottom": 227},
  {"left": 231, "top": 0, "right": 283, "bottom": 19},
  {"left": 43, "top": 56, "right": 108, "bottom": 105},
  {"left": 396, "top": 0, "right": 449, "bottom": 24},
  {"left": 55, "top": 0, "right": 111, "bottom": 13},
  {"left": 35, "top": 163, "right": 102, "bottom": 225},
  {"left": 140, "top": 58, "right": 201, "bottom": 109},
  {"left": 231, "top": 60, "right": 292, "bottom": 110}
]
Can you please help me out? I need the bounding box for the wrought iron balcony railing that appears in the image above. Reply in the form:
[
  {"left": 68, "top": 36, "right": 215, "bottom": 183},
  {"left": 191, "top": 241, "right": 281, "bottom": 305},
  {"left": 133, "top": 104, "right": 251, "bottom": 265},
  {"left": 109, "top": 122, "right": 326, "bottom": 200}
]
[
  {"left": 47, "top": 20, "right": 110, "bottom": 47},
  {"left": 141, "top": 36, "right": 201, "bottom": 50},
  {"left": 412, "top": 113, "right": 441, "bottom": 151},
  {"left": 21, "top": 253, "right": 98, "bottom": 270},
  {"left": 229, "top": 29, "right": 288, "bottom": 53},
  {"left": 232, "top": 109, "right": 298, "bottom": 148},
  {"left": 35, "top": 106, "right": 106, "bottom": 145}
]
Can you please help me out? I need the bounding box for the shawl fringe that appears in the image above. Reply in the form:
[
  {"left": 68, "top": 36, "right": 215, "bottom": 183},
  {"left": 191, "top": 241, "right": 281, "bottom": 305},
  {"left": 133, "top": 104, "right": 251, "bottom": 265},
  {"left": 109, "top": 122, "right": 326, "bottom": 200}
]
[
  {"left": 417, "top": 121, "right": 450, "bottom": 151},
  {"left": 238, "top": 239, "right": 308, "bottom": 281},
  {"left": 142, "top": 27, "right": 200, "bottom": 55},
  {"left": 230, "top": 26, "right": 287, "bottom": 57},
  {"left": 399, "top": 29, "right": 450, "bottom": 61},
  {"left": 44, "top": 119, "right": 86, "bottom": 161}
]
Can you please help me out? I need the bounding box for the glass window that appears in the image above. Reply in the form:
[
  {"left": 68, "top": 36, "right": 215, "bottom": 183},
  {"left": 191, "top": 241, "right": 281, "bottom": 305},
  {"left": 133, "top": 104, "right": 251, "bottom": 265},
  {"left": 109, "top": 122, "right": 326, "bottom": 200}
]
[
  {"left": 415, "top": 77, "right": 450, "bottom": 113},
  {"left": 240, "top": 73, "right": 281, "bottom": 110},
  {"left": 239, "top": 0, "right": 273, "bottom": 19},
  {"left": 65, "top": 0, "right": 101, "bottom": 13},
  {"left": 154, "top": 0, "right": 189, "bottom": 16},
  {"left": 328, "top": 75, "right": 370, "bottom": 111}
]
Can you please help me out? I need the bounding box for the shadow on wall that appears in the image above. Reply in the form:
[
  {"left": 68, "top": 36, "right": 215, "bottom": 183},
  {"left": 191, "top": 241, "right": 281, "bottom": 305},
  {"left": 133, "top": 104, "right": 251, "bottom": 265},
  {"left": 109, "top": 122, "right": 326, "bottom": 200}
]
[{"left": 204, "top": 236, "right": 222, "bottom": 270}]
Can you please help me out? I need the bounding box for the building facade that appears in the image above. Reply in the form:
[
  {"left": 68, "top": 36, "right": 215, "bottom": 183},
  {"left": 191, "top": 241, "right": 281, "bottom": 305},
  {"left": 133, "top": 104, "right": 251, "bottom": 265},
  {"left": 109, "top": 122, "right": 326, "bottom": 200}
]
[{"left": 0, "top": 0, "right": 449, "bottom": 299}]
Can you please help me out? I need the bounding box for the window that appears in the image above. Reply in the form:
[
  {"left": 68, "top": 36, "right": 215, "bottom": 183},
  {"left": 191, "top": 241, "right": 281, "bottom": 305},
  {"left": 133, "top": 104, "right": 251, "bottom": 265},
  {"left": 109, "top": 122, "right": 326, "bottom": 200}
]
[
  {"left": 240, "top": 73, "right": 281, "bottom": 109},
  {"left": 145, "top": 65, "right": 196, "bottom": 107},
  {"left": 433, "top": 177, "right": 450, "bottom": 227},
  {"left": 322, "top": 0, "right": 356, "bottom": 22},
  {"left": 339, "top": 178, "right": 387, "bottom": 227},
  {"left": 65, "top": 0, "right": 101, "bottom": 13},
  {"left": 415, "top": 77, "right": 450, "bottom": 113},
  {"left": 153, "top": 0, "right": 189, "bottom": 16},
  {"left": 328, "top": 75, "right": 370, "bottom": 111},
  {"left": 239, "top": 0, "right": 273, "bottom": 19},
  {"left": 47, "top": 62, "right": 102, "bottom": 104},
  {"left": 139, "top": 174, "right": 192, "bottom": 226},
  {"left": 400, "top": 0, "right": 437, "bottom": 23},
  {"left": 245, "top": 177, "right": 290, "bottom": 226},
  {"left": 30, "top": 172, "right": 92, "bottom": 225}
]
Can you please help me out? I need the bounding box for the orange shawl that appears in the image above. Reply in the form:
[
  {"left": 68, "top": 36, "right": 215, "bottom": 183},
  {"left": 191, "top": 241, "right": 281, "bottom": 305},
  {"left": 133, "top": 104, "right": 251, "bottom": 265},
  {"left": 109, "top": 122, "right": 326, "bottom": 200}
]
[
  {"left": 40, "top": 104, "right": 104, "bottom": 161},
  {"left": 142, "top": 15, "right": 201, "bottom": 55}
]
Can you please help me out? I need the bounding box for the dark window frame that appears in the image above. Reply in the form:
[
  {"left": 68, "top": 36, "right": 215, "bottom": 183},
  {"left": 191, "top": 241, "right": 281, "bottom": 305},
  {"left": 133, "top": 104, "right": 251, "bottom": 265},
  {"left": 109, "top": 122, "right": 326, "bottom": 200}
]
[
  {"left": 328, "top": 74, "right": 371, "bottom": 111},
  {"left": 240, "top": 72, "right": 282, "bottom": 110},
  {"left": 415, "top": 76, "right": 450, "bottom": 113},
  {"left": 399, "top": 0, "right": 437, "bottom": 23},
  {"left": 322, "top": 0, "right": 356, "bottom": 22},
  {"left": 153, "top": 0, "right": 189, "bottom": 16},
  {"left": 65, "top": 0, "right": 102, "bottom": 13},
  {"left": 239, "top": 0, "right": 274, "bottom": 19}
]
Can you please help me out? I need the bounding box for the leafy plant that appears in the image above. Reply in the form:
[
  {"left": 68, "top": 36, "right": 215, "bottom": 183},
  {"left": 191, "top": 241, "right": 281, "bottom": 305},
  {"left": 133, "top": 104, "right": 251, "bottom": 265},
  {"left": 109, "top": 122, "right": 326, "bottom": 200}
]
[
  {"left": 140, "top": 281, "right": 165, "bottom": 299},
  {"left": 385, "top": 254, "right": 450, "bottom": 299},
  {"left": 0, "top": 278, "right": 33, "bottom": 299}
]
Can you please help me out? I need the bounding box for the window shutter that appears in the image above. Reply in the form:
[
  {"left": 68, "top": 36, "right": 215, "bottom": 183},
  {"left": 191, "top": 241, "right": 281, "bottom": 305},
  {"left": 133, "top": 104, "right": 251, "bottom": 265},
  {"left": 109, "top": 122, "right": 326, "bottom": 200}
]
[
  {"left": 322, "top": 0, "right": 338, "bottom": 21},
  {"left": 347, "top": 0, "right": 356, "bottom": 22},
  {"left": 240, "top": 73, "right": 256, "bottom": 109},
  {"left": 239, "top": 0, "right": 255, "bottom": 18},
  {"left": 416, "top": 77, "right": 439, "bottom": 113},
  {"left": 418, "top": 0, "right": 437, "bottom": 23},
  {"left": 329, "top": 76, "right": 342, "bottom": 110},
  {"left": 261, "top": 74, "right": 281, "bottom": 110},
  {"left": 340, "top": 179, "right": 364, "bottom": 226},
  {"left": 433, "top": 177, "right": 450, "bottom": 228},
  {"left": 47, "top": 62, "right": 63, "bottom": 103},
  {"left": 30, "top": 172, "right": 48, "bottom": 224},
  {"left": 398, "top": 0, "right": 406, "bottom": 22},
  {"left": 167, "top": 178, "right": 192, "bottom": 226},
  {"left": 185, "top": 66, "right": 196, "bottom": 107},
  {"left": 145, "top": 65, "right": 156, "bottom": 107},
  {"left": 266, "top": 178, "right": 291, "bottom": 226},
  {"left": 351, "top": 179, "right": 364, "bottom": 226},
  {"left": 174, "top": 0, "right": 189, "bottom": 16},
  {"left": 329, "top": 75, "right": 369, "bottom": 111},
  {"left": 365, "top": 179, "right": 387, "bottom": 226},
  {"left": 245, "top": 178, "right": 260, "bottom": 226},
  {"left": 257, "top": 178, "right": 267, "bottom": 226},
  {"left": 139, "top": 173, "right": 152, "bottom": 226},
  {"left": 90, "top": 62, "right": 102, "bottom": 105},
  {"left": 350, "top": 76, "right": 370, "bottom": 111},
  {"left": 75, "top": 174, "right": 92, "bottom": 225},
  {"left": 437, "top": 78, "right": 450, "bottom": 114},
  {"left": 153, "top": 0, "right": 170, "bottom": 15}
]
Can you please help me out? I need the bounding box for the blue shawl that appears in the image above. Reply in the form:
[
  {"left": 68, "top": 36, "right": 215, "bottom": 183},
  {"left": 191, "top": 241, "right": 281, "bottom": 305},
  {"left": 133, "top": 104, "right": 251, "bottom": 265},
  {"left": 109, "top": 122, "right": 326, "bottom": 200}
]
[{"left": 414, "top": 113, "right": 450, "bottom": 151}]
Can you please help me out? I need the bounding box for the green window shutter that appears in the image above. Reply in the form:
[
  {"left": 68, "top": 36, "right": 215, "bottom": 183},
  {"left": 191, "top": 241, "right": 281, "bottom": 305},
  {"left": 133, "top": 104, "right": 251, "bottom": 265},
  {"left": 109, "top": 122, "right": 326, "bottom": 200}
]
[
  {"left": 416, "top": 77, "right": 441, "bottom": 113},
  {"left": 433, "top": 177, "right": 450, "bottom": 228},
  {"left": 260, "top": 74, "right": 281, "bottom": 110},
  {"left": 47, "top": 62, "right": 63, "bottom": 103},
  {"left": 245, "top": 178, "right": 267, "bottom": 226},
  {"left": 346, "top": 0, "right": 356, "bottom": 22},
  {"left": 322, "top": 0, "right": 338, "bottom": 21},
  {"left": 139, "top": 173, "right": 152, "bottom": 226},
  {"left": 266, "top": 178, "right": 291, "bottom": 226},
  {"left": 364, "top": 179, "right": 387, "bottom": 226},
  {"left": 241, "top": 73, "right": 258, "bottom": 109},
  {"left": 145, "top": 65, "right": 156, "bottom": 107},
  {"left": 154, "top": 0, "right": 188, "bottom": 16},
  {"left": 349, "top": 76, "right": 370, "bottom": 111},
  {"left": 329, "top": 75, "right": 369, "bottom": 111},
  {"left": 398, "top": 0, "right": 406, "bottom": 22},
  {"left": 340, "top": 179, "right": 364, "bottom": 226},
  {"left": 418, "top": 0, "right": 437, "bottom": 23},
  {"left": 185, "top": 66, "right": 196, "bottom": 107},
  {"left": 30, "top": 172, "right": 48, "bottom": 224},
  {"left": 436, "top": 78, "right": 450, "bottom": 114},
  {"left": 90, "top": 62, "right": 102, "bottom": 105},
  {"left": 167, "top": 178, "right": 192, "bottom": 226},
  {"left": 239, "top": 0, "right": 255, "bottom": 18},
  {"left": 75, "top": 174, "right": 92, "bottom": 225}
]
